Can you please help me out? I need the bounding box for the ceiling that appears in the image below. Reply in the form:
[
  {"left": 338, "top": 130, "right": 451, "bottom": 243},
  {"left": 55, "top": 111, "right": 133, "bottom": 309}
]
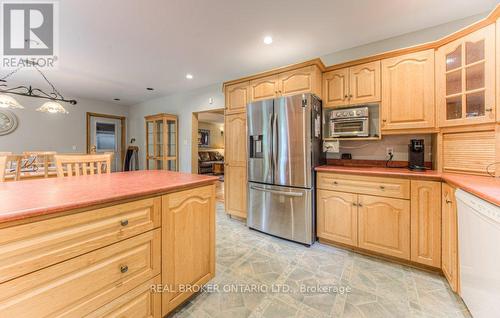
[{"left": 1, "top": 0, "right": 497, "bottom": 106}]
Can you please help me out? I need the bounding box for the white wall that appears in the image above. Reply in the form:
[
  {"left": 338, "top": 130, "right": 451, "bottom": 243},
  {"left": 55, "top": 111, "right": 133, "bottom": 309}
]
[
  {"left": 128, "top": 84, "right": 224, "bottom": 171},
  {"left": 0, "top": 95, "right": 129, "bottom": 153},
  {"left": 321, "top": 12, "right": 488, "bottom": 65}
]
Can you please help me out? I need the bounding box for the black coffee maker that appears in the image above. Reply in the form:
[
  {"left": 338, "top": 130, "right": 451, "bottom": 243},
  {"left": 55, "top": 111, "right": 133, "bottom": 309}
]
[{"left": 408, "top": 139, "right": 426, "bottom": 171}]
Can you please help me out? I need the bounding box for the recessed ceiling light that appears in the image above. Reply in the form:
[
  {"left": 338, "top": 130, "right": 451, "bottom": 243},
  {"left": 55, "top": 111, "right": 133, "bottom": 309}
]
[
  {"left": 146, "top": 87, "right": 154, "bottom": 91},
  {"left": 114, "top": 98, "right": 121, "bottom": 101},
  {"left": 186, "top": 74, "right": 193, "bottom": 79},
  {"left": 263, "top": 36, "right": 273, "bottom": 45}
]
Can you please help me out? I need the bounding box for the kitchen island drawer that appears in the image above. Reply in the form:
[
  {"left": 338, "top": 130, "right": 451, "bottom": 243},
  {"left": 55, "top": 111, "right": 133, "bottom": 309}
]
[
  {"left": 86, "top": 275, "right": 161, "bottom": 318},
  {"left": 317, "top": 172, "right": 410, "bottom": 199},
  {"left": 0, "top": 229, "right": 160, "bottom": 318},
  {"left": 0, "top": 197, "right": 161, "bottom": 283}
]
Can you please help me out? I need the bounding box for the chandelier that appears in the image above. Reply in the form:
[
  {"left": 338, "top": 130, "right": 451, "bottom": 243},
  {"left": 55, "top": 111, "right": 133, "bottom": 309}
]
[{"left": 0, "top": 60, "right": 77, "bottom": 114}]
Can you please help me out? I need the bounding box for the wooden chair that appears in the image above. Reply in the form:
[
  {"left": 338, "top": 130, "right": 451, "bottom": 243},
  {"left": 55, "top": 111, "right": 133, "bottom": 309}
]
[
  {"left": 54, "top": 154, "right": 112, "bottom": 177},
  {"left": 0, "top": 156, "right": 6, "bottom": 182},
  {"left": 22, "top": 151, "right": 57, "bottom": 178}
]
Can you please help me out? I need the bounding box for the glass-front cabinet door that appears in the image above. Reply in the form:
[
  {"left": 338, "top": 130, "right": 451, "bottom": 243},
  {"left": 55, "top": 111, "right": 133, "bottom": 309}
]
[
  {"left": 145, "top": 114, "right": 178, "bottom": 171},
  {"left": 436, "top": 24, "right": 495, "bottom": 127}
]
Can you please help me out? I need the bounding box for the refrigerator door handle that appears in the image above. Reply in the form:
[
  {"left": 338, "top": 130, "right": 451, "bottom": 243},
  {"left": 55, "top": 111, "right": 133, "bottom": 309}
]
[
  {"left": 250, "top": 185, "right": 304, "bottom": 197},
  {"left": 272, "top": 112, "right": 278, "bottom": 175}
]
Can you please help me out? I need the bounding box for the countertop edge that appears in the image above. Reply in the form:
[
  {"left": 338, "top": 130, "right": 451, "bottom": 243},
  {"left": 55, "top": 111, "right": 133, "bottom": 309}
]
[{"left": 0, "top": 178, "right": 218, "bottom": 225}]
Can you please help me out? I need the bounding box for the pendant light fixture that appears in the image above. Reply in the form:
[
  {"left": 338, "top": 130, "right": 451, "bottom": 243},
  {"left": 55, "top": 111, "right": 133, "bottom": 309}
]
[
  {"left": 0, "top": 60, "right": 77, "bottom": 114},
  {"left": 0, "top": 94, "right": 24, "bottom": 109}
]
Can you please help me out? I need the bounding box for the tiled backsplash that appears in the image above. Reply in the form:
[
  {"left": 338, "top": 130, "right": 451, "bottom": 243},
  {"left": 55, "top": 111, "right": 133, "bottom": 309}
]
[{"left": 326, "top": 135, "right": 433, "bottom": 162}]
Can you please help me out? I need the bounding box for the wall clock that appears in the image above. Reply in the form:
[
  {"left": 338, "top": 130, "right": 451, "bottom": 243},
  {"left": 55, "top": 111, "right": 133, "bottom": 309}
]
[{"left": 0, "top": 110, "right": 18, "bottom": 136}]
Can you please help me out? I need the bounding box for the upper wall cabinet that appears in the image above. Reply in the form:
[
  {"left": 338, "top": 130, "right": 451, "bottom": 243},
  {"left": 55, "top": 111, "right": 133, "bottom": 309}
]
[
  {"left": 381, "top": 50, "right": 435, "bottom": 131},
  {"left": 323, "top": 61, "right": 381, "bottom": 108},
  {"left": 250, "top": 75, "right": 280, "bottom": 102},
  {"left": 436, "top": 24, "right": 496, "bottom": 127},
  {"left": 225, "top": 81, "right": 249, "bottom": 114},
  {"left": 249, "top": 65, "right": 322, "bottom": 102}
]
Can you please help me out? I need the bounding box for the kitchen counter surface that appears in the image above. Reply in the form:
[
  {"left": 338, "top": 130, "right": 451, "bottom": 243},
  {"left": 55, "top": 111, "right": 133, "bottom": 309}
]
[
  {"left": 316, "top": 165, "right": 500, "bottom": 206},
  {"left": 0, "top": 170, "right": 219, "bottom": 224}
]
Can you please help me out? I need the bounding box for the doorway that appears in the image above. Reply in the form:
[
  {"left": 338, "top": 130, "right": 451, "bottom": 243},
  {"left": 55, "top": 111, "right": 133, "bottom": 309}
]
[
  {"left": 86, "top": 112, "right": 126, "bottom": 172},
  {"left": 192, "top": 108, "right": 225, "bottom": 202}
]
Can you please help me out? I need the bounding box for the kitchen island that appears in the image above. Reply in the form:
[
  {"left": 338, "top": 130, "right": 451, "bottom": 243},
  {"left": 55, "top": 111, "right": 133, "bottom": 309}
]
[{"left": 0, "top": 170, "right": 218, "bottom": 317}]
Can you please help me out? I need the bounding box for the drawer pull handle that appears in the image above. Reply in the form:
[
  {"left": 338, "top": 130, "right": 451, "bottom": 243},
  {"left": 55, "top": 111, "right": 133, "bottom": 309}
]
[
  {"left": 333, "top": 181, "right": 338, "bottom": 185},
  {"left": 120, "top": 219, "right": 129, "bottom": 227},
  {"left": 358, "top": 203, "right": 363, "bottom": 207},
  {"left": 446, "top": 199, "right": 452, "bottom": 204},
  {"left": 352, "top": 202, "right": 357, "bottom": 206},
  {"left": 120, "top": 265, "right": 129, "bottom": 273},
  {"left": 379, "top": 186, "right": 385, "bottom": 190}
]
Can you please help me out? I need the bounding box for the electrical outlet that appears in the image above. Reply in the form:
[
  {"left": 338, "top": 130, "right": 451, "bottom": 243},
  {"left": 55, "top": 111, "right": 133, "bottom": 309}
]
[{"left": 386, "top": 147, "right": 394, "bottom": 156}]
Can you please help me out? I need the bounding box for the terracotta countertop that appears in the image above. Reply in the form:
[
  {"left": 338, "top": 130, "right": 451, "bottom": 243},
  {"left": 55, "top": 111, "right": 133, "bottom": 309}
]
[
  {"left": 0, "top": 171, "right": 219, "bottom": 224},
  {"left": 315, "top": 165, "right": 500, "bottom": 206}
]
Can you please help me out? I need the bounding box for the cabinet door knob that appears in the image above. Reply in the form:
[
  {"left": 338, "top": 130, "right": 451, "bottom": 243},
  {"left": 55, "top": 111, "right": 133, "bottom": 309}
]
[
  {"left": 358, "top": 203, "right": 363, "bottom": 207},
  {"left": 382, "top": 119, "right": 387, "bottom": 122},
  {"left": 349, "top": 94, "right": 353, "bottom": 98},
  {"left": 486, "top": 108, "right": 493, "bottom": 112},
  {"left": 120, "top": 265, "right": 129, "bottom": 273},
  {"left": 344, "top": 94, "right": 349, "bottom": 99},
  {"left": 446, "top": 199, "right": 452, "bottom": 204},
  {"left": 352, "top": 202, "right": 357, "bottom": 206},
  {"left": 120, "top": 219, "right": 129, "bottom": 227}
]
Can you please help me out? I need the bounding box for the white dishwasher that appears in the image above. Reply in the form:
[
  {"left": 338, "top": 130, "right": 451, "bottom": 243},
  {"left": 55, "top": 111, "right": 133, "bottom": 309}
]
[{"left": 456, "top": 189, "right": 500, "bottom": 318}]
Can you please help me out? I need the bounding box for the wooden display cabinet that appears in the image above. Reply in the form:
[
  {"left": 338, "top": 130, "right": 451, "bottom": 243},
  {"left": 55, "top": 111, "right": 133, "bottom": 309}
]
[{"left": 145, "top": 113, "right": 178, "bottom": 171}]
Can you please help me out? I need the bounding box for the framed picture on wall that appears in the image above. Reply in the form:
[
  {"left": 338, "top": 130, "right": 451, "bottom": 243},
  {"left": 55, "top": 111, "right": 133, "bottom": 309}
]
[{"left": 198, "top": 129, "right": 210, "bottom": 147}]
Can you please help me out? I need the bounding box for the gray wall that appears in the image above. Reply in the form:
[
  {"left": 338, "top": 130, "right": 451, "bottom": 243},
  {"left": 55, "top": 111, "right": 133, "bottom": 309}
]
[
  {"left": 0, "top": 95, "right": 128, "bottom": 154},
  {"left": 128, "top": 84, "right": 224, "bottom": 171}
]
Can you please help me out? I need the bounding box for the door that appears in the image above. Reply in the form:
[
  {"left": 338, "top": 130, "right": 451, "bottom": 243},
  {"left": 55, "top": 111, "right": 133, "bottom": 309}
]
[
  {"left": 381, "top": 50, "right": 435, "bottom": 130},
  {"left": 89, "top": 115, "right": 122, "bottom": 172},
  {"left": 442, "top": 183, "right": 459, "bottom": 292},
  {"left": 349, "top": 61, "right": 381, "bottom": 105},
  {"left": 224, "top": 113, "right": 247, "bottom": 218},
  {"left": 410, "top": 180, "right": 441, "bottom": 267},
  {"left": 250, "top": 75, "right": 279, "bottom": 102},
  {"left": 247, "top": 99, "right": 273, "bottom": 185},
  {"left": 358, "top": 194, "right": 410, "bottom": 259},
  {"left": 436, "top": 24, "right": 495, "bottom": 127},
  {"left": 278, "top": 66, "right": 321, "bottom": 97},
  {"left": 317, "top": 190, "right": 358, "bottom": 246},
  {"left": 162, "top": 185, "right": 215, "bottom": 316},
  {"left": 323, "top": 68, "right": 349, "bottom": 107},
  {"left": 225, "top": 81, "right": 249, "bottom": 114},
  {"left": 247, "top": 183, "right": 313, "bottom": 244},
  {"left": 274, "top": 95, "right": 312, "bottom": 188}
]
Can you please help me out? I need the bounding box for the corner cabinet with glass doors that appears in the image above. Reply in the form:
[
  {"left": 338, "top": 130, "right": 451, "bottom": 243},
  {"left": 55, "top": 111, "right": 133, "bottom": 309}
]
[
  {"left": 436, "top": 24, "right": 496, "bottom": 127},
  {"left": 145, "top": 113, "right": 178, "bottom": 171}
]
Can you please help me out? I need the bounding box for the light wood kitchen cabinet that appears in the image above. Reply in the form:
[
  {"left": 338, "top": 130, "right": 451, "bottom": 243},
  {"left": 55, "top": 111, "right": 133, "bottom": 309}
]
[
  {"left": 410, "top": 180, "right": 442, "bottom": 267},
  {"left": 436, "top": 24, "right": 496, "bottom": 127},
  {"left": 323, "top": 61, "right": 381, "bottom": 108},
  {"left": 0, "top": 230, "right": 161, "bottom": 317},
  {"left": 357, "top": 194, "right": 411, "bottom": 260},
  {"left": 278, "top": 65, "right": 322, "bottom": 97},
  {"left": 162, "top": 185, "right": 216, "bottom": 316},
  {"left": 250, "top": 75, "right": 280, "bottom": 101},
  {"left": 323, "top": 68, "right": 349, "bottom": 107},
  {"left": 225, "top": 81, "right": 249, "bottom": 114},
  {"left": 317, "top": 190, "right": 358, "bottom": 246},
  {"left": 442, "top": 183, "right": 459, "bottom": 292},
  {"left": 249, "top": 66, "right": 322, "bottom": 102},
  {"left": 381, "top": 50, "right": 435, "bottom": 130},
  {"left": 224, "top": 113, "right": 247, "bottom": 218},
  {"left": 0, "top": 197, "right": 161, "bottom": 284},
  {"left": 86, "top": 276, "right": 162, "bottom": 318}
]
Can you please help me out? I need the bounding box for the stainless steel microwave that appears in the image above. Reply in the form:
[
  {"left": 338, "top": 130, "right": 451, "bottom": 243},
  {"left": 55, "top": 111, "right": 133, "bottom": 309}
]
[{"left": 329, "top": 106, "right": 369, "bottom": 137}]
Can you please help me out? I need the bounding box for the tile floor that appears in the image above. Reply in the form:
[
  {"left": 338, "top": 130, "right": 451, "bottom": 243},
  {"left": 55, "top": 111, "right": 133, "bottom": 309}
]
[{"left": 171, "top": 203, "right": 470, "bottom": 318}]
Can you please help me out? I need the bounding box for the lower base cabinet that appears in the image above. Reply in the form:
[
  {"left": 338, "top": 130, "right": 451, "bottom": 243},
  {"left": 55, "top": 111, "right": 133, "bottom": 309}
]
[
  {"left": 358, "top": 195, "right": 411, "bottom": 259},
  {"left": 161, "top": 185, "right": 216, "bottom": 316},
  {"left": 316, "top": 172, "right": 442, "bottom": 267}
]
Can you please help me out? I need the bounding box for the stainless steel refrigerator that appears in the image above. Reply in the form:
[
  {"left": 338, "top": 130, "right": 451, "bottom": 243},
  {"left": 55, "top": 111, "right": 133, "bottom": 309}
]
[{"left": 247, "top": 93, "right": 324, "bottom": 245}]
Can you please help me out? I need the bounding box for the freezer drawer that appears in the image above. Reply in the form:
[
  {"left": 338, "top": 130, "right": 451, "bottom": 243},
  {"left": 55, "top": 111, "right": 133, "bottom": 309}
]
[{"left": 247, "top": 183, "right": 313, "bottom": 245}]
